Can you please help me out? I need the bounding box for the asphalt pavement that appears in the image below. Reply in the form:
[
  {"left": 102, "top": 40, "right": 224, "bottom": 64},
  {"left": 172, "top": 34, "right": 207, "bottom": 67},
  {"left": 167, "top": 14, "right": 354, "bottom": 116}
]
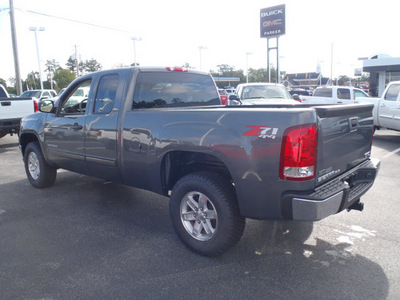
[{"left": 0, "top": 130, "right": 399, "bottom": 299}]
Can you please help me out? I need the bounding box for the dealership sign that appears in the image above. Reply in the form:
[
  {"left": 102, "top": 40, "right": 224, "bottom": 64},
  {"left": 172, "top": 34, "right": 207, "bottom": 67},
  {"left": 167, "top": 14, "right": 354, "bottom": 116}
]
[{"left": 260, "top": 4, "right": 286, "bottom": 38}]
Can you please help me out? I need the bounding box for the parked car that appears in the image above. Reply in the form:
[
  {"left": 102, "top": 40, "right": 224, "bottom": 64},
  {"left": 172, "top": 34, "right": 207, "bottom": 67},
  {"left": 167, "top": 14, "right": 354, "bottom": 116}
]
[
  {"left": 224, "top": 88, "right": 236, "bottom": 96},
  {"left": 218, "top": 89, "right": 228, "bottom": 105},
  {"left": 19, "top": 67, "right": 379, "bottom": 256},
  {"left": 289, "top": 89, "right": 311, "bottom": 96},
  {"left": 355, "top": 81, "right": 400, "bottom": 132},
  {"left": 0, "top": 84, "right": 38, "bottom": 139},
  {"left": 231, "top": 83, "right": 300, "bottom": 105},
  {"left": 19, "top": 89, "right": 57, "bottom": 101},
  {"left": 299, "top": 86, "right": 368, "bottom": 104}
]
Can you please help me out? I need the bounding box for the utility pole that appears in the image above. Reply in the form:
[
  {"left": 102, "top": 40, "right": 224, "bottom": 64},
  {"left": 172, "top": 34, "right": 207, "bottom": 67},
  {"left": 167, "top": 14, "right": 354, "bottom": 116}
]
[{"left": 9, "top": 0, "right": 23, "bottom": 95}]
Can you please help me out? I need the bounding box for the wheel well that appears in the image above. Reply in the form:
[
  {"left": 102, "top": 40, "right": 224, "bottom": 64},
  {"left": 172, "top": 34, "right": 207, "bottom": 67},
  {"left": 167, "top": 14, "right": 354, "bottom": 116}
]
[
  {"left": 161, "top": 151, "right": 233, "bottom": 195},
  {"left": 20, "top": 133, "right": 39, "bottom": 155}
]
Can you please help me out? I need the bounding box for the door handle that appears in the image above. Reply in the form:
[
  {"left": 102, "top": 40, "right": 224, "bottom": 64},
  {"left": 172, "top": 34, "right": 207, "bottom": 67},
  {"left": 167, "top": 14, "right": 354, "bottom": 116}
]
[{"left": 71, "top": 123, "right": 83, "bottom": 131}]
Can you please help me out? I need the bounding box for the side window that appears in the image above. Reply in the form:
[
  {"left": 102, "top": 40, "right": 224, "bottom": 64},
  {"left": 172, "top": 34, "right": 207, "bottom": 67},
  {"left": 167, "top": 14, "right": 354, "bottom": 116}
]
[
  {"left": 60, "top": 80, "right": 92, "bottom": 115},
  {"left": 337, "top": 88, "right": 351, "bottom": 100},
  {"left": 42, "top": 91, "right": 50, "bottom": 98},
  {"left": 384, "top": 84, "right": 400, "bottom": 101},
  {"left": 94, "top": 74, "right": 119, "bottom": 114},
  {"left": 354, "top": 90, "right": 367, "bottom": 98}
]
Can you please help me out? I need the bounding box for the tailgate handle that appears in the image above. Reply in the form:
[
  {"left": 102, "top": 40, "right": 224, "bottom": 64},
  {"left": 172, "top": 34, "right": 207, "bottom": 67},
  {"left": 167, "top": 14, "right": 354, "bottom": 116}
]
[
  {"left": 1, "top": 101, "right": 11, "bottom": 106},
  {"left": 349, "top": 117, "right": 358, "bottom": 130}
]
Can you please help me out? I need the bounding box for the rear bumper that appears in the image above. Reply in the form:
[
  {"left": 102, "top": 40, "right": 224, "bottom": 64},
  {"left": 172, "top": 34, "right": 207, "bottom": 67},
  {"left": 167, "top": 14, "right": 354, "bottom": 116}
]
[
  {"left": 284, "top": 158, "right": 380, "bottom": 221},
  {"left": 0, "top": 118, "right": 21, "bottom": 133}
]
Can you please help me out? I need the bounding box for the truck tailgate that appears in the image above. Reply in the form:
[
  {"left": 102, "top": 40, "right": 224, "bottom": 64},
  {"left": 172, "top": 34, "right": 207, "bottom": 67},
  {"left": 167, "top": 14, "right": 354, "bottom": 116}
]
[
  {"left": 0, "top": 98, "right": 34, "bottom": 120},
  {"left": 315, "top": 103, "right": 374, "bottom": 186}
]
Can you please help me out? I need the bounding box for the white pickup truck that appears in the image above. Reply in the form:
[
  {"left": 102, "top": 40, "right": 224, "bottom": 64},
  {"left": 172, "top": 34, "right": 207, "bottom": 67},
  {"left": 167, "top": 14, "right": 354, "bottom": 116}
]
[
  {"left": 0, "top": 84, "right": 38, "bottom": 139},
  {"left": 299, "top": 86, "right": 369, "bottom": 104},
  {"left": 355, "top": 81, "right": 400, "bottom": 132}
]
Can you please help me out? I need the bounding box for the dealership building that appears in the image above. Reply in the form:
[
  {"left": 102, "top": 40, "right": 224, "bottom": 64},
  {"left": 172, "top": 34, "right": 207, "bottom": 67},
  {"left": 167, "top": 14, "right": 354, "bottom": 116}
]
[{"left": 362, "top": 54, "right": 400, "bottom": 96}]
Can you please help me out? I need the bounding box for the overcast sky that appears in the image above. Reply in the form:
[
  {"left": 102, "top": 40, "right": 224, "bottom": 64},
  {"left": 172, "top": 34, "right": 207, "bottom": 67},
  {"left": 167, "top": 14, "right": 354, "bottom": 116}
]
[{"left": 0, "top": 0, "right": 399, "bottom": 84}]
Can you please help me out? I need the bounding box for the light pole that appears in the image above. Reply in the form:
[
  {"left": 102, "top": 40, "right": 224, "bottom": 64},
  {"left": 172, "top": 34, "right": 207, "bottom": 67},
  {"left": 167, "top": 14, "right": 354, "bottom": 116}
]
[
  {"left": 29, "top": 27, "right": 45, "bottom": 91},
  {"left": 198, "top": 46, "right": 207, "bottom": 71},
  {"left": 245, "top": 52, "right": 252, "bottom": 83},
  {"left": 131, "top": 37, "right": 142, "bottom": 66}
]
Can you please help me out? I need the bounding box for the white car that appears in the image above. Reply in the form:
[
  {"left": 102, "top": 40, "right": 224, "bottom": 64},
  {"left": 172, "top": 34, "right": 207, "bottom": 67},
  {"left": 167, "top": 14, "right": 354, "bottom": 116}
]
[
  {"left": 232, "top": 83, "right": 299, "bottom": 105},
  {"left": 19, "top": 89, "right": 57, "bottom": 100}
]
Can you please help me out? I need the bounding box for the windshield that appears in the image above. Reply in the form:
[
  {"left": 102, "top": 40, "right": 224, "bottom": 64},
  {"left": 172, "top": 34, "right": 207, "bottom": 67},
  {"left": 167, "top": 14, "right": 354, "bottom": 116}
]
[
  {"left": 19, "top": 91, "right": 41, "bottom": 98},
  {"left": 241, "top": 85, "right": 291, "bottom": 100}
]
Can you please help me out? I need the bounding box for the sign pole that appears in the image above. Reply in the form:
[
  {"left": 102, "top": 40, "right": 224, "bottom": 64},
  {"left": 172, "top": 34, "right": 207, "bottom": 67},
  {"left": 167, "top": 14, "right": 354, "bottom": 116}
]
[
  {"left": 277, "top": 36, "right": 280, "bottom": 83},
  {"left": 267, "top": 39, "right": 270, "bottom": 83},
  {"left": 260, "top": 4, "right": 285, "bottom": 84}
]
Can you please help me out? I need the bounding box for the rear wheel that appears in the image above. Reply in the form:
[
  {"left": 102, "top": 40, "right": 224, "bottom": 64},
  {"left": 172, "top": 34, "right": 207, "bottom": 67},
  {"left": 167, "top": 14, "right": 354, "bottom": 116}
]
[
  {"left": 169, "top": 172, "right": 245, "bottom": 256},
  {"left": 24, "top": 142, "right": 57, "bottom": 188}
]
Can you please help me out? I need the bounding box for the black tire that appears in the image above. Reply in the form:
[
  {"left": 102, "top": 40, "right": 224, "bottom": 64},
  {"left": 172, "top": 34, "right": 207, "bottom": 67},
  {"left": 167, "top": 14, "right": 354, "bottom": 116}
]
[
  {"left": 169, "top": 172, "right": 245, "bottom": 256},
  {"left": 24, "top": 142, "right": 57, "bottom": 188}
]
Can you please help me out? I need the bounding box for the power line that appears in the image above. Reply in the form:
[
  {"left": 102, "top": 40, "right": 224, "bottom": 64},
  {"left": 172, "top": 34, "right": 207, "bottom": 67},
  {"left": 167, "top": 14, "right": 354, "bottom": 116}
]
[{"left": 15, "top": 8, "right": 132, "bottom": 34}]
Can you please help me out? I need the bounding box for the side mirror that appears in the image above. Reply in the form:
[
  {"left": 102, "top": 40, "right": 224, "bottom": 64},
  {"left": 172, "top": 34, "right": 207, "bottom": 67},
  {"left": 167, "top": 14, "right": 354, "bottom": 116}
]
[
  {"left": 292, "top": 94, "right": 300, "bottom": 101},
  {"left": 228, "top": 94, "right": 242, "bottom": 105},
  {"left": 229, "top": 94, "right": 240, "bottom": 101},
  {"left": 39, "top": 99, "right": 54, "bottom": 113}
]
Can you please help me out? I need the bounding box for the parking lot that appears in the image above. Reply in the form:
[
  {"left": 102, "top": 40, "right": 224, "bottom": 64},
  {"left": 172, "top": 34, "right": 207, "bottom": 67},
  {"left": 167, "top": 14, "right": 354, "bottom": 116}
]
[{"left": 1, "top": 130, "right": 399, "bottom": 299}]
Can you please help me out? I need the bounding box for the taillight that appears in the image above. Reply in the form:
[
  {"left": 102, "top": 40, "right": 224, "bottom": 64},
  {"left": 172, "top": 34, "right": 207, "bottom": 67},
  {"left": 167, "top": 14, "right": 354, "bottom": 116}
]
[
  {"left": 220, "top": 95, "right": 228, "bottom": 105},
  {"left": 166, "top": 67, "right": 188, "bottom": 72},
  {"left": 34, "top": 100, "right": 39, "bottom": 112},
  {"left": 279, "top": 124, "right": 318, "bottom": 181}
]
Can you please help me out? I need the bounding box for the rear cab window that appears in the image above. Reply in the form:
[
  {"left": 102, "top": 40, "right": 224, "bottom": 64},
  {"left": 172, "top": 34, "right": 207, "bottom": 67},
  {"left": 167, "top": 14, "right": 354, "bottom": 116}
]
[
  {"left": 313, "top": 88, "right": 332, "bottom": 97},
  {"left": 132, "top": 72, "right": 220, "bottom": 109},
  {"left": 384, "top": 84, "right": 400, "bottom": 101}
]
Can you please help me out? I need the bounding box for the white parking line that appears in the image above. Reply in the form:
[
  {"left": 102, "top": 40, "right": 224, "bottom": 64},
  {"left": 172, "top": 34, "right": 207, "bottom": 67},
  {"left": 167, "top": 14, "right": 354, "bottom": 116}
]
[{"left": 383, "top": 147, "right": 400, "bottom": 159}]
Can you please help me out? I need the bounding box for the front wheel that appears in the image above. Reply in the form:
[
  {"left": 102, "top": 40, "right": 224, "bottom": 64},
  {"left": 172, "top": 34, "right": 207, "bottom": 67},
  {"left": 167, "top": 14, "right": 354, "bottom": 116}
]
[
  {"left": 24, "top": 142, "right": 57, "bottom": 188},
  {"left": 169, "top": 172, "right": 245, "bottom": 256}
]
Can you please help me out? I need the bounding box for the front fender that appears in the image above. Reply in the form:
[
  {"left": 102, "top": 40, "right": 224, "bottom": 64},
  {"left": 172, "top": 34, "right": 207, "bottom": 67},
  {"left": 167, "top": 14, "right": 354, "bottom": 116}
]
[{"left": 19, "top": 112, "right": 48, "bottom": 157}]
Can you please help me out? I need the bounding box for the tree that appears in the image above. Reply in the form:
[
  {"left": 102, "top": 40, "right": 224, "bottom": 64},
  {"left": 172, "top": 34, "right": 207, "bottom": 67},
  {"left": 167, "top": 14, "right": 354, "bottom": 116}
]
[
  {"left": 24, "top": 71, "right": 40, "bottom": 90},
  {"left": 66, "top": 56, "right": 84, "bottom": 76},
  {"left": 338, "top": 75, "right": 351, "bottom": 86},
  {"left": 53, "top": 69, "right": 76, "bottom": 90},
  {"left": 0, "top": 78, "right": 7, "bottom": 88},
  {"left": 83, "top": 58, "right": 102, "bottom": 73},
  {"left": 210, "top": 64, "right": 245, "bottom": 88}
]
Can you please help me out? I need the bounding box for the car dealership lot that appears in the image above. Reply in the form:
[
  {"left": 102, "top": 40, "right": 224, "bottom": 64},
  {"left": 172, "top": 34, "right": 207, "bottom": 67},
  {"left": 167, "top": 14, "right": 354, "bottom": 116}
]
[{"left": 1, "top": 130, "right": 399, "bottom": 299}]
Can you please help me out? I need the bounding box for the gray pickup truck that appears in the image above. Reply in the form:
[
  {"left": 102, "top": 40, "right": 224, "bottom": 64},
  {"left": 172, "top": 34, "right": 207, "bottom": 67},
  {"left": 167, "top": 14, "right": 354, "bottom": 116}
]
[{"left": 19, "top": 67, "right": 380, "bottom": 256}]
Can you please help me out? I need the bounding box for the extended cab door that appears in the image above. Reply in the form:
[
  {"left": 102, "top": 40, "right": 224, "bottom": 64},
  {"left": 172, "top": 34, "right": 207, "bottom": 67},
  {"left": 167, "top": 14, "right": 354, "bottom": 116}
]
[
  {"left": 44, "top": 78, "right": 92, "bottom": 174},
  {"left": 378, "top": 83, "right": 400, "bottom": 130},
  {"left": 336, "top": 88, "right": 352, "bottom": 104},
  {"left": 85, "top": 73, "right": 122, "bottom": 181}
]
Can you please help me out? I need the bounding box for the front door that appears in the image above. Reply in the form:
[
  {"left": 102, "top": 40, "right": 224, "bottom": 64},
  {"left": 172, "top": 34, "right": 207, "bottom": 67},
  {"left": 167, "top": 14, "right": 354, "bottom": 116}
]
[
  {"left": 379, "top": 83, "right": 400, "bottom": 130},
  {"left": 85, "top": 73, "right": 121, "bottom": 181},
  {"left": 44, "top": 79, "right": 92, "bottom": 174}
]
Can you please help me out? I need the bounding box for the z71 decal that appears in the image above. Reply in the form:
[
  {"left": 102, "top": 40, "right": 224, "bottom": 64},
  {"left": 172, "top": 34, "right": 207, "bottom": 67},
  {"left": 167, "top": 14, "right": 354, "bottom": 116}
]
[{"left": 244, "top": 126, "right": 279, "bottom": 139}]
